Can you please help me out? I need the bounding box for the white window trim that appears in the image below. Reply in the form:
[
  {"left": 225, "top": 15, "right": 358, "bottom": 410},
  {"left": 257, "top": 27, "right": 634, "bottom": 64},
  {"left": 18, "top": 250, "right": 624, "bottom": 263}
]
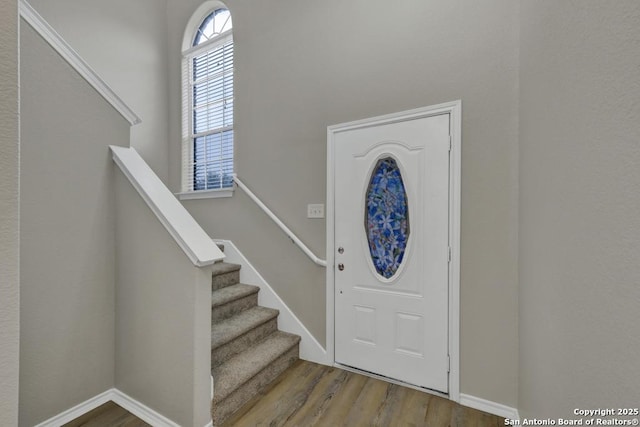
[
  {"left": 183, "top": 31, "right": 232, "bottom": 57},
  {"left": 177, "top": 188, "right": 234, "bottom": 200},
  {"left": 180, "top": 1, "right": 234, "bottom": 198},
  {"left": 181, "top": 1, "right": 230, "bottom": 52}
]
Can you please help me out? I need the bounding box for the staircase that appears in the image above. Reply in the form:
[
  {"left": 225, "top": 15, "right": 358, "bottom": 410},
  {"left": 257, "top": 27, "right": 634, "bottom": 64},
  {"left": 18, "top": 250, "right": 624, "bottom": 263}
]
[{"left": 210, "top": 252, "right": 301, "bottom": 425}]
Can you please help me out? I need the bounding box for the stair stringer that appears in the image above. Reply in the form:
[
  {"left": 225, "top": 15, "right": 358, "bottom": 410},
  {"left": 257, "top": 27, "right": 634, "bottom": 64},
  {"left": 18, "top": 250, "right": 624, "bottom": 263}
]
[{"left": 214, "top": 239, "right": 329, "bottom": 365}]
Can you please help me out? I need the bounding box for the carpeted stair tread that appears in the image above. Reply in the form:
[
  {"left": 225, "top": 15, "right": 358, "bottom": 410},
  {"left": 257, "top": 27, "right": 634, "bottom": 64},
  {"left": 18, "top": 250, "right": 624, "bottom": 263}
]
[
  {"left": 212, "top": 283, "right": 259, "bottom": 308},
  {"left": 212, "top": 331, "right": 301, "bottom": 403},
  {"left": 211, "top": 343, "right": 298, "bottom": 425},
  {"left": 211, "top": 262, "right": 241, "bottom": 291},
  {"left": 211, "top": 262, "right": 240, "bottom": 276},
  {"left": 212, "top": 306, "right": 279, "bottom": 350}
]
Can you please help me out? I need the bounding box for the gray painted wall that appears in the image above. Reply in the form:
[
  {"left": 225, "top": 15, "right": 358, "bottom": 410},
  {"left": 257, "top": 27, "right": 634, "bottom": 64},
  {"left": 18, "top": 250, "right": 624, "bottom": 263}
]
[
  {"left": 168, "top": 0, "right": 520, "bottom": 406},
  {"left": 19, "top": 23, "right": 130, "bottom": 426},
  {"left": 519, "top": 0, "right": 640, "bottom": 419},
  {"left": 0, "top": 0, "right": 20, "bottom": 425},
  {"left": 114, "top": 171, "right": 212, "bottom": 427},
  {"left": 28, "top": 0, "right": 170, "bottom": 181}
]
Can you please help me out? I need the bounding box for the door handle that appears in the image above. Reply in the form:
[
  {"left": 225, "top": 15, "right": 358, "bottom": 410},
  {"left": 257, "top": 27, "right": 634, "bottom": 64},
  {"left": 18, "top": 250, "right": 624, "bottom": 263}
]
[{"left": 338, "top": 263, "right": 345, "bottom": 271}]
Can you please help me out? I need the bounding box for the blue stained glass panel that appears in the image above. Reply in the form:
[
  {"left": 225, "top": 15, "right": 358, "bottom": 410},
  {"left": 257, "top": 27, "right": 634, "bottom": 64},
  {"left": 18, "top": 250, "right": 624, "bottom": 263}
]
[{"left": 365, "top": 157, "right": 410, "bottom": 279}]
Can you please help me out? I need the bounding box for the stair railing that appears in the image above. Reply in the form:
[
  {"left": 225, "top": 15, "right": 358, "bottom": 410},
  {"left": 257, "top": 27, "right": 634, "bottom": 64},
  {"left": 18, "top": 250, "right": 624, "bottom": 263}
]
[
  {"left": 19, "top": 0, "right": 141, "bottom": 126},
  {"left": 233, "top": 175, "right": 327, "bottom": 268}
]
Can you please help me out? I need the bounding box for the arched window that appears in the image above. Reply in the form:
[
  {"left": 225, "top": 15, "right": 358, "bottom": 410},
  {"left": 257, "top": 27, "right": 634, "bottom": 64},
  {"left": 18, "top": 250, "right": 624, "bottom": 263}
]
[{"left": 181, "top": 4, "right": 234, "bottom": 195}]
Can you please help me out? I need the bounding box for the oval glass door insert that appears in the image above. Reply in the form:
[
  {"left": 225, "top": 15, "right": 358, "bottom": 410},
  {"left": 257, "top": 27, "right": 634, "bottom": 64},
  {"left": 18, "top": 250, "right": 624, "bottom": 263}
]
[{"left": 365, "top": 157, "right": 410, "bottom": 279}]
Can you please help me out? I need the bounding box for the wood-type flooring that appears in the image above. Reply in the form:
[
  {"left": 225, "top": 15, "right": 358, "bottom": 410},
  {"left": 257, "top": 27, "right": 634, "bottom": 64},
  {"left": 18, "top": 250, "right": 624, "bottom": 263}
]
[
  {"left": 64, "top": 360, "right": 504, "bottom": 426},
  {"left": 224, "top": 360, "right": 504, "bottom": 427},
  {"left": 62, "top": 401, "right": 150, "bottom": 426}
]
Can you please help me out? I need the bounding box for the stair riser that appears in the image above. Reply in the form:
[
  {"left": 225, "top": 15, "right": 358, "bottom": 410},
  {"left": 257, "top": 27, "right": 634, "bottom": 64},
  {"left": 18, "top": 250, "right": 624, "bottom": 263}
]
[
  {"left": 212, "top": 318, "right": 278, "bottom": 368},
  {"left": 212, "top": 294, "right": 258, "bottom": 323},
  {"left": 212, "top": 344, "right": 299, "bottom": 426},
  {"left": 212, "top": 270, "right": 240, "bottom": 291}
]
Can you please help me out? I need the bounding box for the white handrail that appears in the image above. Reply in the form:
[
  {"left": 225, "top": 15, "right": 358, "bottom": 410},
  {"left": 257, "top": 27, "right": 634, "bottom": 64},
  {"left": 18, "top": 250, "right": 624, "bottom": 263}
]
[
  {"left": 111, "top": 146, "right": 225, "bottom": 267},
  {"left": 233, "top": 175, "right": 327, "bottom": 268},
  {"left": 19, "top": 0, "right": 141, "bottom": 126}
]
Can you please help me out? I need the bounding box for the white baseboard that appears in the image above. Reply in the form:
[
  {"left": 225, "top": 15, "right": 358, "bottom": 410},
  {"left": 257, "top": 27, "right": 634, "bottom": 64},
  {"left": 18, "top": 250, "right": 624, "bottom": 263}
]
[
  {"left": 111, "top": 389, "right": 181, "bottom": 427},
  {"left": 34, "top": 388, "right": 212, "bottom": 427},
  {"left": 33, "top": 389, "right": 114, "bottom": 427},
  {"left": 460, "top": 393, "right": 520, "bottom": 420},
  {"left": 216, "top": 239, "right": 330, "bottom": 365}
]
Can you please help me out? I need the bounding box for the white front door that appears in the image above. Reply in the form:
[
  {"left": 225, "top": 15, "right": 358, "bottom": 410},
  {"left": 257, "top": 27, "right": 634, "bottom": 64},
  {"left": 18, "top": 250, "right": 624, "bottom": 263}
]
[{"left": 334, "top": 112, "right": 450, "bottom": 393}]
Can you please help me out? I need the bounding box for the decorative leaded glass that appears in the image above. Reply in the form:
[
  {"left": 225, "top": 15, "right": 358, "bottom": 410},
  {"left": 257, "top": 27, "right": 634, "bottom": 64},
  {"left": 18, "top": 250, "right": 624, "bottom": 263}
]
[
  {"left": 193, "top": 9, "right": 232, "bottom": 47},
  {"left": 365, "top": 157, "right": 410, "bottom": 279}
]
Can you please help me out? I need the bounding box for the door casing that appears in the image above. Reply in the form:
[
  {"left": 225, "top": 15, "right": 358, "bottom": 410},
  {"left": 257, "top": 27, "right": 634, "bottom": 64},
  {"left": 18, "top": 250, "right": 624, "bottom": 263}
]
[{"left": 326, "top": 100, "right": 461, "bottom": 402}]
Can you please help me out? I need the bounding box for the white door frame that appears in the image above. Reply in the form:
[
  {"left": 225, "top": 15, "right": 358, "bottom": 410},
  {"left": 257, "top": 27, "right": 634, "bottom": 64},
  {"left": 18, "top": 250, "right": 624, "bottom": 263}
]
[{"left": 326, "top": 100, "right": 461, "bottom": 402}]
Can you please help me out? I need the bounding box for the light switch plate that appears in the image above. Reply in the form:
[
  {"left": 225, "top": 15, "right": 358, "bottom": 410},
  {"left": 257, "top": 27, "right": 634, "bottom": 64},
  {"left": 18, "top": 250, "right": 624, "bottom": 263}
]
[{"left": 307, "top": 203, "right": 325, "bottom": 219}]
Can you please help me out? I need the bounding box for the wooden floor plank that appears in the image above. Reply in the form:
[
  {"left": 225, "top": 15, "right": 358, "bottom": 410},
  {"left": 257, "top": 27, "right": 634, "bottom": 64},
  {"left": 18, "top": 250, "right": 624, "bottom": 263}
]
[
  {"left": 74, "top": 409, "right": 132, "bottom": 427},
  {"left": 395, "top": 387, "right": 431, "bottom": 426},
  {"left": 372, "top": 383, "right": 411, "bottom": 426},
  {"left": 63, "top": 401, "right": 118, "bottom": 427},
  {"left": 342, "top": 376, "right": 390, "bottom": 427},
  {"left": 283, "top": 366, "right": 350, "bottom": 426},
  {"left": 62, "top": 401, "right": 150, "bottom": 427},
  {"left": 424, "top": 394, "right": 455, "bottom": 427},
  {"left": 313, "top": 368, "right": 368, "bottom": 426}
]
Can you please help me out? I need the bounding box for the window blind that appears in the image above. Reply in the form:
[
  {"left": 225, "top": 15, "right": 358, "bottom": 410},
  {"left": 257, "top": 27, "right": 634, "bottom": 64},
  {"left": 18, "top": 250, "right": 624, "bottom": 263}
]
[{"left": 182, "top": 34, "right": 234, "bottom": 192}]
